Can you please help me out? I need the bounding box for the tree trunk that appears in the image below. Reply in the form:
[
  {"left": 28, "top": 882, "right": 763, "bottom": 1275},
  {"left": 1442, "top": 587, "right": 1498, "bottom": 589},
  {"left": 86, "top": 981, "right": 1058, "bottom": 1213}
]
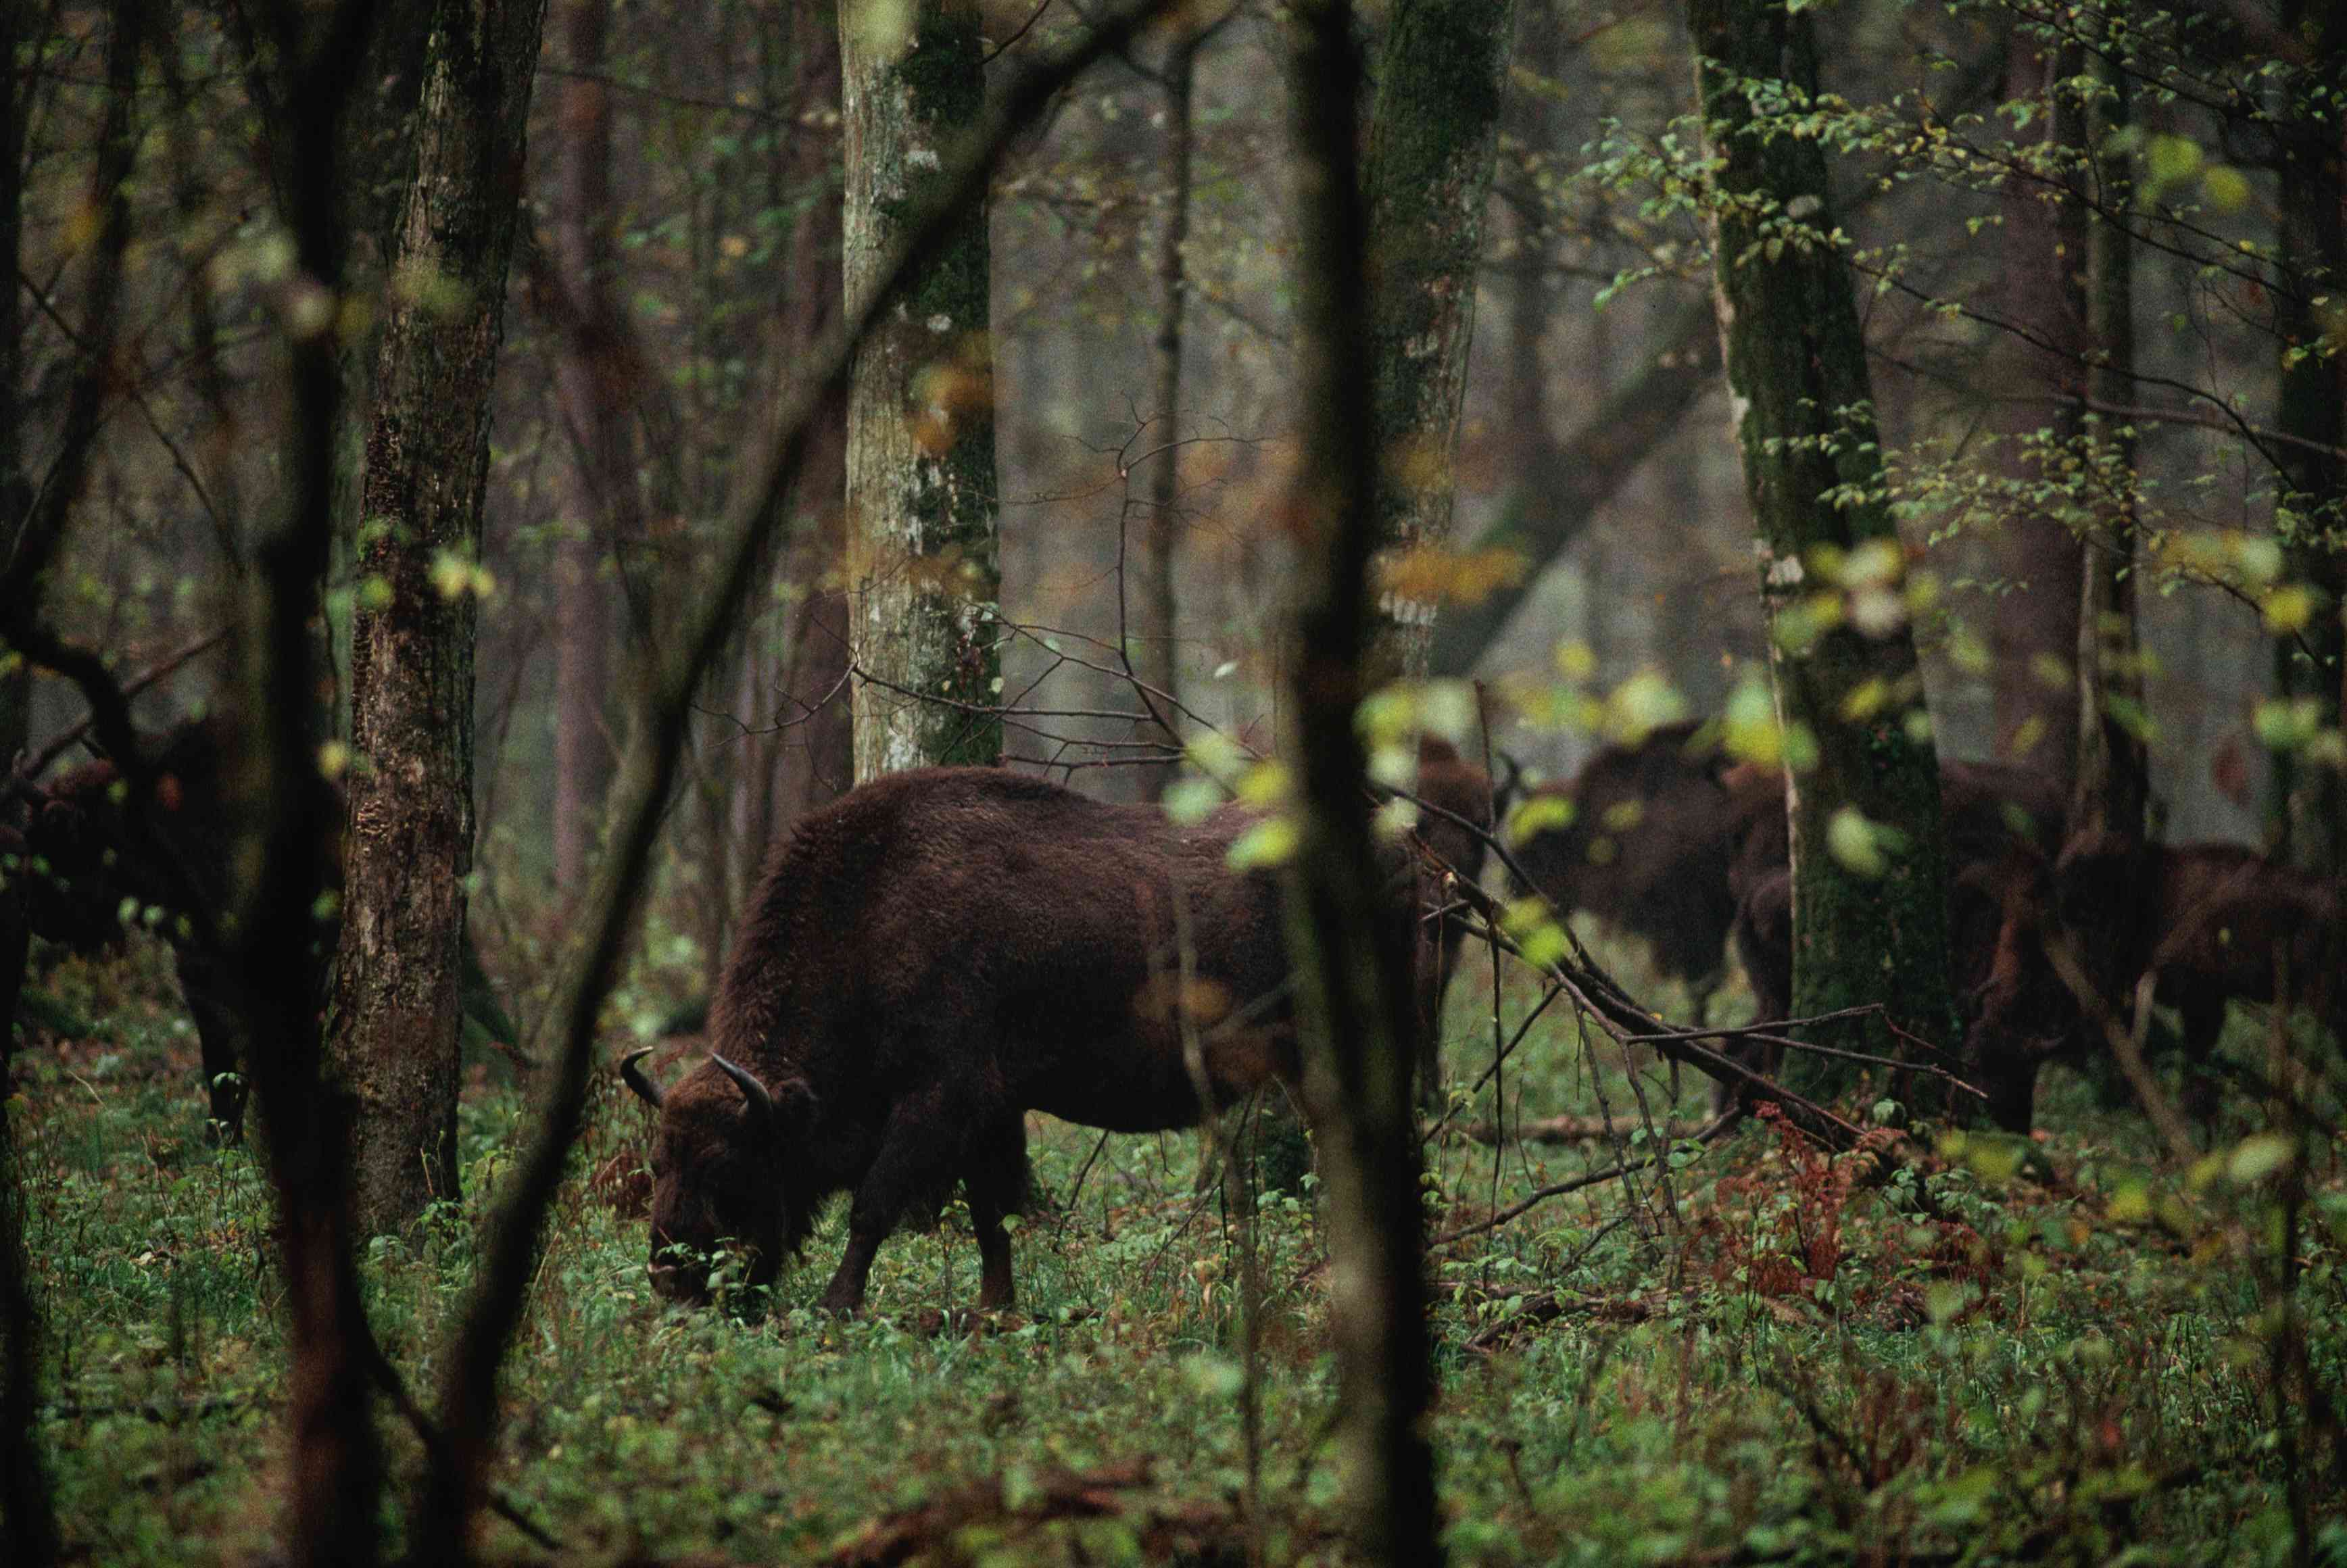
[
  {"left": 1689, "top": 0, "right": 1959, "bottom": 1087},
  {"left": 1426, "top": 294, "right": 1718, "bottom": 675},
  {"left": 2271, "top": 0, "right": 2346, "bottom": 879},
  {"left": 331, "top": 0, "right": 550, "bottom": 1235},
  {"left": 1987, "top": 30, "right": 2087, "bottom": 781},
  {"left": 841, "top": 0, "right": 1000, "bottom": 779},
  {"left": 771, "top": 0, "right": 852, "bottom": 827},
  {"left": 1284, "top": 3, "right": 1441, "bottom": 1561},
  {"left": 2057, "top": 42, "right": 2154, "bottom": 1027},
  {"left": 550, "top": 0, "right": 622, "bottom": 898},
  {"left": 0, "top": 8, "right": 49, "bottom": 1507},
  {"left": 1132, "top": 28, "right": 1197, "bottom": 795},
  {"left": 1363, "top": 0, "right": 1516, "bottom": 682}
]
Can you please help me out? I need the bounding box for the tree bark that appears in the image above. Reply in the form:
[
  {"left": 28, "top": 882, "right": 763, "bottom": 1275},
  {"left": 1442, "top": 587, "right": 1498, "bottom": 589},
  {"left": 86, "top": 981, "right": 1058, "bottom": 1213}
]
[
  {"left": 1426, "top": 294, "right": 1719, "bottom": 675},
  {"left": 1363, "top": 0, "right": 1516, "bottom": 682},
  {"left": 770, "top": 0, "right": 852, "bottom": 830},
  {"left": 331, "top": 0, "right": 550, "bottom": 1235},
  {"left": 1284, "top": 2, "right": 1441, "bottom": 1560},
  {"left": 1132, "top": 26, "right": 1197, "bottom": 795},
  {"left": 550, "top": 0, "right": 622, "bottom": 898},
  {"left": 1689, "top": 0, "right": 1959, "bottom": 1085},
  {"left": 1987, "top": 30, "right": 2087, "bottom": 781},
  {"left": 842, "top": 0, "right": 1000, "bottom": 779},
  {"left": 2057, "top": 41, "right": 2154, "bottom": 1028},
  {"left": 2270, "top": 0, "right": 2346, "bottom": 878}
]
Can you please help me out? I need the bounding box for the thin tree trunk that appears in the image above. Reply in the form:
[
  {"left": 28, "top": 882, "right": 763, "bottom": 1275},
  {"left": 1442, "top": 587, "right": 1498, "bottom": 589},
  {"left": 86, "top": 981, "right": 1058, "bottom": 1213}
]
[
  {"left": 330, "top": 0, "right": 550, "bottom": 1235},
  {"left": 1988, "top": 30, "right": 2087, "bottom": 781},
  {"left": 1363, "top": 0, "right": 1516, "bottom": 682},
  {"left": 842, "top": 0, "right": 1000, "bottom": 779},
  {"left": 2058, "top": 41, "right": 2154, "bottom": 1030},
  {"left": 1689, "top": 0, "right": 1959, "bottom": 1088},
  {"left": 1283, "top": 2, "right": 1441, "bottom": 1560},
  {"left": 1426, "top": 295, "right": 1718, "bottom": 675},
  {"left": 2271, "top": 0, "right": 2346, "bottom": 878},
  {"left": 2069, "top": 47, "right": 2147, "bottom": 844},
  {"left": 1132, "top": 26, "right": 1197, "bottom": 794},
  {"left": 238, "top": 9, "right": 393, "bottom": 1560},
  {"left": 771, "top": 0, "right": 852, "bottom": 829},
  {"left": 550, "top": 0, "right": 621, "bottom": 898}
]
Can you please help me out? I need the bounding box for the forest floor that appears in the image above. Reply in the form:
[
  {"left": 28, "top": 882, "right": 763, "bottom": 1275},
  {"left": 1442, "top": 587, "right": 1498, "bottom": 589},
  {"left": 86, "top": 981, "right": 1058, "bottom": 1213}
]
[{"left": 11, "top": 924, "right": 2347, "bottom": 1566}]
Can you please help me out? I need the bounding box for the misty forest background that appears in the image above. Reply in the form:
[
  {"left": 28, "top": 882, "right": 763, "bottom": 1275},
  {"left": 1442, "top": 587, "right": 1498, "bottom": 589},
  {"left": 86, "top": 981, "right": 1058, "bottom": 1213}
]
[{"left": 3, "top": 0, "right": 2346, "bottom": 1563}]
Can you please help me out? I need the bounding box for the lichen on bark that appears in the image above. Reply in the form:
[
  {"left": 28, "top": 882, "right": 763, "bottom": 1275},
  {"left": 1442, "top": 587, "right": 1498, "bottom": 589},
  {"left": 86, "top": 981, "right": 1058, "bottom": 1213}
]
[
  {"left": 1690, "top": 0, "right": 1960, "bottom": 1083},
  {"left": 329, "top": 0, "right": 548, "bottom": 1234},
  {"left": 842, "top": 0, "right": 1001, "bottom": 777},
  {"left": 1362, "top": 0, "right": 1515, "bottom": 682}
]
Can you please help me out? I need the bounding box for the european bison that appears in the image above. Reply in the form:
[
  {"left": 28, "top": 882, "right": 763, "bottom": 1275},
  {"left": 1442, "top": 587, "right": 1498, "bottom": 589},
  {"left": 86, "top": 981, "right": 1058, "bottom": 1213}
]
[
  {"left": 1957, "top": 839, "right": 2344, "bottom": 1133},
  {"left": 5, "top": 716, "right": 513, "bottom": 1132},
  {"left": 619, "top": 763, "right": 1430, "bottom": 1313},
  {"left": 1726, "top": 758, "right": 2067, "bottom": 1027},
  {"left": 1509, "top": 722, "right": 1747, "bottom": 1012}
]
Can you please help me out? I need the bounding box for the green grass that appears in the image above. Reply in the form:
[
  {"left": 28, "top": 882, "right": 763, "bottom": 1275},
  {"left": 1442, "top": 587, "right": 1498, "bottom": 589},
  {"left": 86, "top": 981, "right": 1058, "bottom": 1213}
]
[{"left": 10, "top": 929, "right": 2347, "bottom": 1565}]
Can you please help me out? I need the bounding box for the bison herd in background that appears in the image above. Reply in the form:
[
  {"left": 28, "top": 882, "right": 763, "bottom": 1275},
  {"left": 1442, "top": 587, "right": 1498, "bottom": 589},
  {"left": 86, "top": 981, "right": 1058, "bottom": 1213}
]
[
  {"left": 3, "top": 711, "right": 2342, "bottom": 1308},
  {"left": 1514, "top": 721, "right": 2344, "bottom": 1133}
]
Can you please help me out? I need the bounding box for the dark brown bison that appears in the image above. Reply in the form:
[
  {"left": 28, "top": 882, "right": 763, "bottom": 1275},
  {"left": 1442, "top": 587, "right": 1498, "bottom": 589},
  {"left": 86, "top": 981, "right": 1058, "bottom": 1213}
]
[
  {"left": 5, "top": 716, "right": 512, "bottom": 1132},
  {"left": 619, "top": 764, "right": 1430, "bottom": 1313},
  {"left": 1958, "top": 839, "right": 2344, "bottom": 1133},
  {"left": 1726, "top": 757, "right": 2067, "bottom": 1026},
  {"left": 1509, "top": 722, "right": 1748, "bottom": 1012},
  {"left": 7, "top": 718, "right": 249, "bottom": 1127}
]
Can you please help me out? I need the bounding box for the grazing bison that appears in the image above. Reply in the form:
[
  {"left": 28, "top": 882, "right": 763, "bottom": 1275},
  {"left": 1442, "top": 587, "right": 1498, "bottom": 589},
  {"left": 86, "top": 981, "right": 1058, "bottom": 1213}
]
[
  {"left": 1726, "top": 758, "right": 2067, "bottom": 1025},
  {"left": 1959, "top": 839, "right": 2344, "bottom": 1133},
  {"left": 620, "top": 764, "right": 1430, "bottom": 1313},
  {"left": 5, "top": 715, "right": 513, "bottom": 1132},
  {"left": 2154, "top": 845, "right": 2344, "bottom": 1081},
  {"left": 1510, "top": 722, "right": 1747, "bottom": 1012}
]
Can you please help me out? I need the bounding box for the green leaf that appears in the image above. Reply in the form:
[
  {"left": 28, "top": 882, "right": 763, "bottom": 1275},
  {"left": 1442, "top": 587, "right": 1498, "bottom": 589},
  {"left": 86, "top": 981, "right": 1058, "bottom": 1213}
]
[{"left": 1226, "top": 816, "right": 1297, "bottom": 870}]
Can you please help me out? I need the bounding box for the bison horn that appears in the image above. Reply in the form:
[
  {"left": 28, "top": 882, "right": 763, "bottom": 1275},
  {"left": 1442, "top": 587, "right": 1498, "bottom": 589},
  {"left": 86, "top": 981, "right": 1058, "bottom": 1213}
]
[
  {"left": 619, "top": 1047, "right": 666, "bottom": 1108},
  {"left": 708, "top": 1053, "right": 776, "bottom": 1127}
]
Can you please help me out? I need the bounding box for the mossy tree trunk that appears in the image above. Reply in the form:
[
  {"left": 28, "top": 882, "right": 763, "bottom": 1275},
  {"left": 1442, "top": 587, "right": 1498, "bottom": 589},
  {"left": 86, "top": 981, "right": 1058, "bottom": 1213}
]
[
  {"left": 329, "top": 0, "right": 550, "bottom": 1235},
  {"left": 1363, "top": 0, "right": 1514, "bottom": 683},
  {"left": 842, "top": 0, "right": 1000, "bottom": 779},
  {"left": 1284, "top": 1, "right": 1441, "bottom": 1559},
  {"left": 1689, "top": 0, "right": 1958, "bottom": 1087},
  {"left": 2271, "top": 0, "right": 2346, "bottom": 879}
]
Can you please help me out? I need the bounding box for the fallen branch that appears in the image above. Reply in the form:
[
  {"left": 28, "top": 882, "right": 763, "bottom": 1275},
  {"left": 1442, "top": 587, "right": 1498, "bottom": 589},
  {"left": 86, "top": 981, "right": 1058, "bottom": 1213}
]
[{"left": 1457, "top": 1113, "right": 1714, "bottom": 1146}]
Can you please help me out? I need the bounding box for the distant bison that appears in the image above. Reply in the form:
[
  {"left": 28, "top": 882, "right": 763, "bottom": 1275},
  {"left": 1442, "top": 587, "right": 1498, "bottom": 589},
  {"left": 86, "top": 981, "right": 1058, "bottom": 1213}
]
[
  {"left": 1509, "top": 722, "right": 1748, "bottom": 1012},
  {"left": 1727, "top": 758, "right": 2066, "bottom": 1027},
  {"left": 5, "top": 716, "right": 513, "bottom": 1133},
  {"left": 620, "top": 764, "right": 1430, "bottom": 1313},
  {"left": 1960, "top": 839, "right": 2344, "bottom": 1132}
]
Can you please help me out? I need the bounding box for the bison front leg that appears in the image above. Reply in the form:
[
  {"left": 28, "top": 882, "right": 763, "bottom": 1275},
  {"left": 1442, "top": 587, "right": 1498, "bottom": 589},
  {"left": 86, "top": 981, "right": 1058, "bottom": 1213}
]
[
  {"left": 173, "top": 945, "right": 248, "bottom": 1140},
  {"left": 819, "top": 1087, "right": 986, "bottom": 1315}
]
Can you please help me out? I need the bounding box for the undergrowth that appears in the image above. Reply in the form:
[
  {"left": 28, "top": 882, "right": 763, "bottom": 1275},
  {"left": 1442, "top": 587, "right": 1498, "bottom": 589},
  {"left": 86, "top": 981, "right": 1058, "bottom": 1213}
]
[{"left": 8, "top": 925, "right": 2346, "bottom": 1565}]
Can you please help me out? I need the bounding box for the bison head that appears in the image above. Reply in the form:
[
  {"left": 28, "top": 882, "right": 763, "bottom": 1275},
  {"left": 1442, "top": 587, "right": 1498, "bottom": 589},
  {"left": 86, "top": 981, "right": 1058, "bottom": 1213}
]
[{"left": 621, "top": 1048, "right": 814, "bottom": 1305}]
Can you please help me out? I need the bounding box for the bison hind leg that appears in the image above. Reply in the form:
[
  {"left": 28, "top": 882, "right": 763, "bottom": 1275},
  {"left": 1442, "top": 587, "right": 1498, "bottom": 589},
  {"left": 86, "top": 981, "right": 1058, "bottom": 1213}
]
[{"left": 963, "top": 1117, "right": 1029, "bottom": 1312}]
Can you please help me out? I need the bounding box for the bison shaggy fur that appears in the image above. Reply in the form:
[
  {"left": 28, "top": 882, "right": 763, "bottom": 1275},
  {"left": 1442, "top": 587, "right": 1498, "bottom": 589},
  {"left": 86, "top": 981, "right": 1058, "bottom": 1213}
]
[{"left": 628, "top": 763, "right": 1431, "bottom": 1313}]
